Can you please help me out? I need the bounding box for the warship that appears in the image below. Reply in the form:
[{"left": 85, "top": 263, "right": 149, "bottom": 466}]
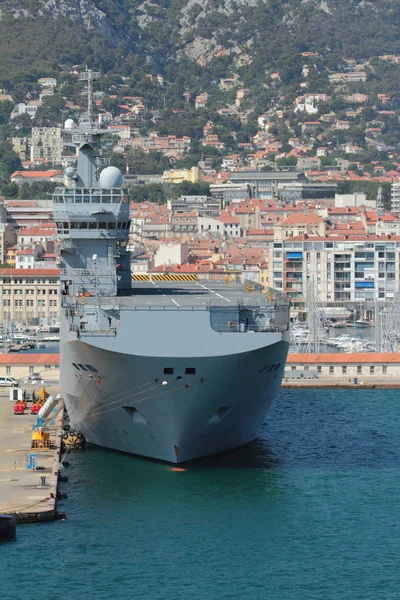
[{"left": 55, "top": 69, "right": 290, "bottom": 463}]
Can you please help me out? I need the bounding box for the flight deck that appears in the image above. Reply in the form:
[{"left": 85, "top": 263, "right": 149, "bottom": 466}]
[{"left": 72, "top": 279, "right": 286, "bottom": 310}]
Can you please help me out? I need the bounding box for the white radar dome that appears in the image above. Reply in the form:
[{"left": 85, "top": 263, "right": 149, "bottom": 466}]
[
  {"left": 65, "top": 167, "right": 75, "bottom": 179},
  {"left": 99, "top": 166, "right": 124, "bottom": 189},
  {"left": 64, "top": 118, "right": 76, "bottom": 130}
]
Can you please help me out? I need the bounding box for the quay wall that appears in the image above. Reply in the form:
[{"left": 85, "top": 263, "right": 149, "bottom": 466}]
[
  {"left": 1, "top": 352, "right": 400, "bottom": 383},
  {"left": 285, "top": 353, "right": 400, "bottom": 379}
]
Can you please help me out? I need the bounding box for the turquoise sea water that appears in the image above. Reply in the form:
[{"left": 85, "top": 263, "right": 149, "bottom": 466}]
[{"left": 2, "top": 388, "right": 400, "bottom": 600}]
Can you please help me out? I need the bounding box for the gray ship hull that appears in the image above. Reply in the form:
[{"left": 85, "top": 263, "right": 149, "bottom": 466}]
[{"left": 61, "top": 334, "right": 289, "bottom": 463}]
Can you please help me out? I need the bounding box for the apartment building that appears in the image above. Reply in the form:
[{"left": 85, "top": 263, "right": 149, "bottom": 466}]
[
  {"left": 391, "top": 181, "right": 400, "bottom": 215},
  {"left": 4, "top": 199, "right": 54, "bottom": 227},
  {"left": 162, "top": 167, "right": 201, "bottom": 184},
  {"left": 228, "top": 171, "right": 306, "bottom": 200},
  {"left": 30, "top": 127, "right": 63, "bottom": 164},
  {"left": 168, "top": 196, "right": 221, "bottom": 217},
  {"left": 0, "top": 224, "right": 17, "bottom": 264},
  {"left": 0, "top": 268, "right": 60, "bottom": 325},
  {"left": 9, "top": 137, "right": 30, "bottom": 161},
  {"left": 269, "top": 235, "right": 400, "bottom": 308}
]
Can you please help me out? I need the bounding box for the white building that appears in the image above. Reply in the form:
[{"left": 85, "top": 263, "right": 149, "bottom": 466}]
[
  {"left": 268, "top": 235, "right": 400, "bottom": 308},
  {"left": 335, "top": 193, "right": 374, "bottom": 208},
  {"left": 153, "top": 242, "right": 189, "bottom": 268},
  {"left": 391, "top": 180, "right": 400, "bottom": 215}
]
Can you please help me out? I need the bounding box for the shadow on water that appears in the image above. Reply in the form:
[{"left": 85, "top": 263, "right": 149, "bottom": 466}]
[
  {"left": 184, "top": 437, "right": 281, "bottom": 470},
  {"left": 81, "top": 431, "right": 281, "bottom": 471}
]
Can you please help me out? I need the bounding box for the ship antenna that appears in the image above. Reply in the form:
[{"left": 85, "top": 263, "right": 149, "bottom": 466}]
[{"left": 79, "top": 67, "right": 100, "bottom": 126}]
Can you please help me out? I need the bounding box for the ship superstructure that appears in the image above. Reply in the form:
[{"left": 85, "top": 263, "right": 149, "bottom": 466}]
[{"left": 55, "top": 69, "right": 290, "bottom": 463}]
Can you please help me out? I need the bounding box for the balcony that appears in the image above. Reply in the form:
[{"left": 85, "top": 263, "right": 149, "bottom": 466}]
[
  {"left": 334, "top": 256, "right": 351, "bottom": 262},
  {"left": 285, "top": 267, "right": 303, "bottom": 273},
  {"left": 334, "top": 283, "right": 351, "bottom": 290},
  {"left": 334, "top": 274, "right": 351, "bottom": 281},
  {"left": 334, "top": 293, "right": 351, "bottom": 301},
  {"left": 334, "top": 264, "right": 351, "bottom": 271}
]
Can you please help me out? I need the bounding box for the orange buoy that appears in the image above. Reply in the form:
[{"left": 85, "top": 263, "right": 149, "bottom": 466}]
[{"left": 171, "top": 467, "right": 186, "bottom": 472}]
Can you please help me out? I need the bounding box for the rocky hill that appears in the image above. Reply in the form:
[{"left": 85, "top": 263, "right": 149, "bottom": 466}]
[{"left": 1, "top": 0, "right": 400, "bottom": 79}]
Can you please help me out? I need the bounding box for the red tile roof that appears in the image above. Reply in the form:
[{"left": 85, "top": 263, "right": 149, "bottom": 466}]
[
  {"left": 11, "top": 170, "right": 62, "bottom": 178},
  {"left": 0, "top": 268, "right": 60, "bottom": 276},
  {"left": 288, "top": 353, "right": 400, "bottom": 364},
  {"left": 281, "top": 213, "right": 323, "bottom": 225},
  {"left": 0, "top": 354, "right": 59, "bottom": 364}
]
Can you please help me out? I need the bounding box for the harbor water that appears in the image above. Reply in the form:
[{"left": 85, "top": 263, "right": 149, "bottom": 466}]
[{"left": 2, "top": 387, "right": 400, "bottom": 600}]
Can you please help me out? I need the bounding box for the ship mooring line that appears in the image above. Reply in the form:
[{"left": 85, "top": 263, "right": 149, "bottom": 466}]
[
  {"left": 85, "top": 382, "right": 160, "bottom": 417},
  {"left": 87, "top": 382, "right": 194, "bottom": 420},
  {"left": 91, "top": 380, "right": 153, "bottom": 405}
]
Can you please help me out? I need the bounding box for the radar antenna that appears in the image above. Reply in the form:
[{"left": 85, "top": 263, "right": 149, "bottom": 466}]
[{"left": 79, "top": 67, "right": 100, "bottom": 126}]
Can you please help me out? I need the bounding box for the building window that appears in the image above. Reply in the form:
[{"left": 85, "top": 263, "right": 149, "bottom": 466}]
[
  {"left": 29, "top": 366, "right": 34, "bottom": 374},
  {"left": 357, "top": 366, "right": 362, "bottom": 374},
  {"left": 342, "top": 365, "right": 347, "bottom": 374},
  {"left": 382, "top": 365, "right": 387, "bottom": 374},
  {"left": 317, "top": 366, "right": 321, "bottom": 374},
  {"left": 329, "top": 366, "right": 334, "bottom": 374},
  {"left": 304, "top": 366, "right": 309, "bottom": 371},
  {"left": 45, "top": 365, "right": 51, "bottom": 370},
  {"left": 6, "top": 366, "right": 10, "bottom": 374},
  {"left": 370, "top": 365, "right": 375, "bottom": 374}
]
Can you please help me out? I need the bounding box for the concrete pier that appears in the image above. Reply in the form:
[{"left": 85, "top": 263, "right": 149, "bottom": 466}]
[
  {"left": 0, "top": 386, "right": 63, "bottom": 523},
  {"left": 282, "top": 379, "right": 400, "bottom": 389}
]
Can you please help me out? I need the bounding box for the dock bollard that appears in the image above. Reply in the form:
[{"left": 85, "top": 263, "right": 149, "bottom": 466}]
[{"left": 0, "top": 515, "right": 16, "bottom": 541}]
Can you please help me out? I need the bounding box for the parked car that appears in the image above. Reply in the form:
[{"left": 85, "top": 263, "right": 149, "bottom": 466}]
[
  {"left": 0, "top": 376, "right": 19, "bottom": 387},
  {"left": 28, "top": 373, "right": 42, "bottom": 382}
]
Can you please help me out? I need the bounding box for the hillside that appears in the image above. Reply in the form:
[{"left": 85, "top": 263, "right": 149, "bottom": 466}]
[{"left": 1, "top": 0, "right": 400, "bottom": 91}]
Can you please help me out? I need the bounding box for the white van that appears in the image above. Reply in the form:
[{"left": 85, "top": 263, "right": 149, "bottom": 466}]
[{"left": 0, "top": 377, "right": 19, "bottom": 387}]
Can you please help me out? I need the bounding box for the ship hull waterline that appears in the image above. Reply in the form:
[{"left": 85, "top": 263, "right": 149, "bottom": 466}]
[{"left": 61, "top": 339, "right": 289, "bottom": 464}]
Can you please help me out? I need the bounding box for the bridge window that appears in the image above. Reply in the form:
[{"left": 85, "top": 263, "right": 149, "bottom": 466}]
[
  {"left": 109, "top": 222, "right": 116, "bottom": 230},
  {"left": 102, "top": 196, "right": 111, "bottom": 203},
  {"left": 78, "top": 364, "right": 88, "bottom": 371},
  {"left": 75, "top": 196, "right": 82, "bottom": 203},
  {"left": 79, "top": 222, "right": 87, "bottom": 229},
  {"left": 89, "top": 222, "right": 97, "bottom": 229},
  {"left": 99, "top": 223, "right": 107, "bottom": 229},
  {"left": 85, "top": 365, "right": 98, "bottom": 373}
]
